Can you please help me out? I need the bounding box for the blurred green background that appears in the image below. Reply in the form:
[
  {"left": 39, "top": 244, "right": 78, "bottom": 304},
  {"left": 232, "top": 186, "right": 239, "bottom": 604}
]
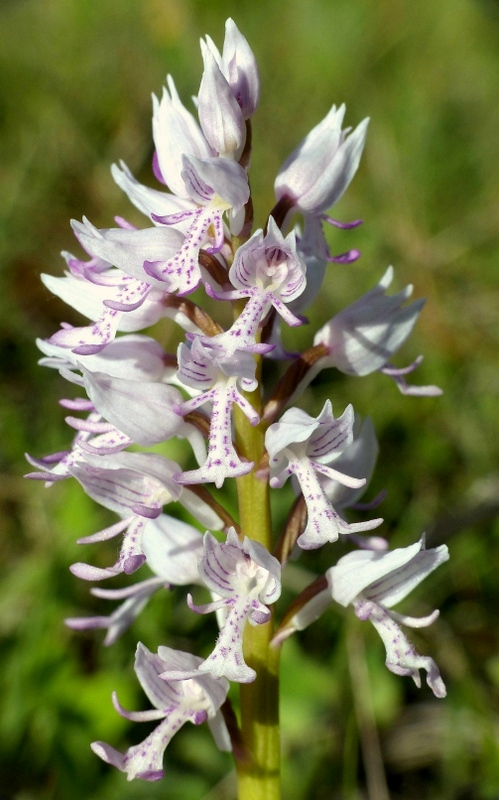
[{"left": 1, "top": 0, "right": 499, "bottom": 798}]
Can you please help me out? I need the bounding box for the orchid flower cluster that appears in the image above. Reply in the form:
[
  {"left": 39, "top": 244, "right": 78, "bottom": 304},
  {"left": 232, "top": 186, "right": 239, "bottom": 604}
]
[{"left": 27, "top": 19, "right": 448, "bottom": 794}]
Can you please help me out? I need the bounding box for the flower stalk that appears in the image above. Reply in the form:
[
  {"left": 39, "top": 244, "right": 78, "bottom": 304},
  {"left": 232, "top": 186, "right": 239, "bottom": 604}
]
[{"left": 234, "top": 357, "right": 280, "bottom": 798}]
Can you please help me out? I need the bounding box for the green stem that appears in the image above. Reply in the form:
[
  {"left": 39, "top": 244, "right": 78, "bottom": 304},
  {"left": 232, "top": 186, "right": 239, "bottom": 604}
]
[{"left": 233, "top": 350, "right": 281, "bottom": 800}]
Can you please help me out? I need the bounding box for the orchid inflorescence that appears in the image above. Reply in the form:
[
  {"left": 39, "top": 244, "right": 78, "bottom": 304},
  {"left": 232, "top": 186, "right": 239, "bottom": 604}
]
[{"left": 27, "top": 18, "right": 448, "bottom": 790}]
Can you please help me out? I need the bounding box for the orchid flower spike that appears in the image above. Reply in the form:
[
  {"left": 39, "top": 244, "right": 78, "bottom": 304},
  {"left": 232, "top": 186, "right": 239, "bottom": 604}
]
[{"left": 27, "top": 17, "right": 449, "bottom": 789}]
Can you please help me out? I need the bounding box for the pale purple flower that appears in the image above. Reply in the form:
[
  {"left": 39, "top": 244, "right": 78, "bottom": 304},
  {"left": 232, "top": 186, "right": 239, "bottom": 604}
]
[
  {"left": 274, "top": 104, "right": 368, "bottom": 259},
  {"left": 206, "top": 217, "right": 307, "bottom": 352},
  {"left": 278, "top": 266, "right": 441, "bottom": 408},
  {"left": 43, "top": 266, "right": 168, "bottom": 355},
  {"left": 312, "top": 266, "right": 442, "bottom": 395},
  {"left": 275, "top": 104, "right": 368, "bottom": 214},
  {"left": 92, "top": 643, "right": 230, "bottom": 781},
  {"left": 174, "top": 337, "right": 259, "bottom": 487},
  {"left": 328, "top": 536, "right": 449, "bottom": 697},
  {"left": 178, "top": 529, "right": 281, "bottom": 683},
  {"left": 203, "top": 18, "right": 260, "bottom": 120},
  {"left": 65, "top": 515, "right": 204, "bottom": 645},
  {"left": 66, "top": 451, "right": 222, "bottom": 580},
  {"left": 198, "top": 43, "right": 246, "bottom": 158},
  {"left": 145, "top": 155, "right": 250, "bottom": 294},
  {"left": 266, "top": 400, "right": 382, "bottom": 548},
  {"left": 152, "top": 74, "right": 214, "bottom": 197}
]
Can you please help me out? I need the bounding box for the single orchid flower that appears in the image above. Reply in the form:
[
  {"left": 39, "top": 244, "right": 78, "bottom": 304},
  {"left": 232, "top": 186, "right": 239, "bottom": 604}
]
[
  {"left": 174, "top": 337, "right": 259, "bottom": 487},
  {"left": 266, "top": 400, "right": 383, "bottom": 548},
  {"left": 92, "top": 643, "right": 230, "bottom": 781},
  {"left": 65, "top": 515, "right": 204, "bottom": 644},
  {"left": 66, "top": 451, "right": 222, "bottom": 580},
  {"left": 274, "top": 104, "right": 368, "bottom": 260},
  {"left": 172, "top": 529, "right": 281, "bottom": 683},
  {"left": 145, "top": 155, "right": 250, "bottom": 294},
  {"left": 206, "top": 217, "right": 307, "bottom": 353},
  {"left": 313, "top": 267, "right": 439, "bottom": 388},
  {"left": 328, "top": 536, "right": 449, "bottom": 697},
  {"left": 43, "top": 267, "right": 168, "bottom": 355}
]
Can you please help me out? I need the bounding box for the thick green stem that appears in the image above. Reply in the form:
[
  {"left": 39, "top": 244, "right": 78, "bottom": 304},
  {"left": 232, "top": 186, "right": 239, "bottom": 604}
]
[
  {"left": 233, "top": 355, "right": 281, "bottom": 800},
  {"left": 236, "top": 623, "right": 281, "bottom": 800}
]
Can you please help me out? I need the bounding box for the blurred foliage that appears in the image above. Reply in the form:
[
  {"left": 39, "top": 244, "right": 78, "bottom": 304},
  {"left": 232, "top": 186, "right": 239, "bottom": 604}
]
[{"left": 1, "top": 0, "right": 498, "bottom": 798}]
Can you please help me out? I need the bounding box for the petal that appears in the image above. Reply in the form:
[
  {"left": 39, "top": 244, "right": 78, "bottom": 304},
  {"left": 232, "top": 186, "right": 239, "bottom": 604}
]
[
  {"left": 198, "top": 595, "right": 257, "bottom": 683},
  {"left": 111, "top": 160, "right": 193, "bottom": 219},
  {"left": 222, "top": 18, "right": 260, "bottom": 118},
  {"left": 82, "top": 368, "right": 186, "bottom": 446},
  {"left": 152, "top": 76, "right": 213, "bottom": 198},
  {"left": 198, "top": 44, "right": 246, "bottom": 157},
  {"left": 355, "top": 600, "right": 446, "bottom": 698},
  {"left": 366, "top": 543, "right": 450, "bottom": 608},
  {"left": 141, "top": 515, "right": 203, "bottom": 584},
  {"left": 328, "top": 540, "right": 424, "bottom": 607}
]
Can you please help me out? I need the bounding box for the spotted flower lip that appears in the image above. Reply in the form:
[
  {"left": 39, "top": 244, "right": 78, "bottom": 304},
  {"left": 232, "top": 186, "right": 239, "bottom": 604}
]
[
  {"left": 42, "top": 268, "right": 168, "bottom": 355},
  {"left": 173, "top": 337, "right": 259, "bottom": 488},
  {"left": 92, "top": 643, "right": 230, "bottom": 781},
  {"left": 65, "top": 515, "right": 204, "bottom": 645},
  {"left": 266, "top": 400, "right": 383, "bottom": 548},
  {"left": 164, "top": 529, "right": 281, "bottom": 684},
  {"left": 328, "top": 536, "right": 449, "bottom": 697}
]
